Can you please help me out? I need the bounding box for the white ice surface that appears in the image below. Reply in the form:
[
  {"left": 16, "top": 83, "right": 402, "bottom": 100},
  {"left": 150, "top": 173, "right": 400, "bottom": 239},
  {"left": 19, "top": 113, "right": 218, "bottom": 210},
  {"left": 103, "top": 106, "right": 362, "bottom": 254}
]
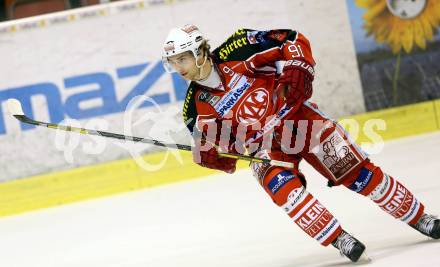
[{"left": 0, "top": 132, "right": 439, "bottom": 267}]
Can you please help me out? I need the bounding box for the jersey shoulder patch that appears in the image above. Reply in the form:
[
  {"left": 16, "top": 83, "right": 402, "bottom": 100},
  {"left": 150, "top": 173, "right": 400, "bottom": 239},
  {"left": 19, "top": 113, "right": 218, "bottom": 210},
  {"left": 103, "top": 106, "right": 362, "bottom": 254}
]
[
  {"left": 213, "top": 28, "right": 260, "bottom": 62},
  {"left": 212, "top": 28, "right": 298, "bottom": 63}
]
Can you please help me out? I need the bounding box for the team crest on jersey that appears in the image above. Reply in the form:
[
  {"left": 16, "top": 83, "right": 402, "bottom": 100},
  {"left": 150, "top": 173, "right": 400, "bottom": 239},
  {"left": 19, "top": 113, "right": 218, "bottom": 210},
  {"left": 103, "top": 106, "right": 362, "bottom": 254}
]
[
  {"left": 246, "top": 30, "right": 268, "bottom": 44},
  {"left": 198, "top": 91, "right": 220, "bottom": 107},
  {"left": 236, "top": 88, "right": 269, "bottom": 125}
]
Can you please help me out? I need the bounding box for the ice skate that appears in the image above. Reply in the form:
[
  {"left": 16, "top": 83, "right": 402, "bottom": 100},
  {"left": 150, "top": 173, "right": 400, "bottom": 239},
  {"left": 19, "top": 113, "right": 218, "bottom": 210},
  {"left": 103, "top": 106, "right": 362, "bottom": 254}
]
[
  {"left": 411, "top": 214, "right": 440, "bottom": 239},
  {"left": 332, "top": 230, "right": 367, "bottom": 263}
]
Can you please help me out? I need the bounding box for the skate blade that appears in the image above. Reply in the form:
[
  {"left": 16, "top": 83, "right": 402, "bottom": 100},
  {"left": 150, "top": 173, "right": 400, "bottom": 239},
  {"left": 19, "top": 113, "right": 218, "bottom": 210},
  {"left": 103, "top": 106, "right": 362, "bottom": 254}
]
[{"left": 354, "top": 251, "right": 372, "bottom": 265}]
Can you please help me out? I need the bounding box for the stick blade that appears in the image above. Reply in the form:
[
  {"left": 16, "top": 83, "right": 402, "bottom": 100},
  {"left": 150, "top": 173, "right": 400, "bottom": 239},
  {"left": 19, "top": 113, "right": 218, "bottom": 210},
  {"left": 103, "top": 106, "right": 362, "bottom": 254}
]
[{"left": 6, "top": 98, "right": 25, "bottom": 116}]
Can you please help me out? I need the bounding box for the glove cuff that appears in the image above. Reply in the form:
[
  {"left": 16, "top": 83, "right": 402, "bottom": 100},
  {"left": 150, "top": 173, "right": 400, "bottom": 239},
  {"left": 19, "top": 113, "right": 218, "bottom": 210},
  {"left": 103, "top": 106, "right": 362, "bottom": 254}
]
[{"left": 283, "top": 59, "right": 315, "bottom": 81}]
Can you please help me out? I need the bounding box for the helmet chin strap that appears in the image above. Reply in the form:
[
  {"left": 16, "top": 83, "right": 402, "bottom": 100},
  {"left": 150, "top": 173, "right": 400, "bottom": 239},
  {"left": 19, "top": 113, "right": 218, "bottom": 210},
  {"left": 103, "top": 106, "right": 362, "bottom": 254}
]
[{"left": 195, "top": 54, "right": 210, "bottom": 81}]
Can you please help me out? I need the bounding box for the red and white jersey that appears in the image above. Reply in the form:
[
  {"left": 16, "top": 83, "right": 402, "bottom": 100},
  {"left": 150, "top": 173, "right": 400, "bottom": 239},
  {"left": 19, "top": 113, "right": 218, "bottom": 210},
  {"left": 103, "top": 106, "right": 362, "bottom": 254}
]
[{"left": 182, "top": 29, "right": 316, "bottom": 148}]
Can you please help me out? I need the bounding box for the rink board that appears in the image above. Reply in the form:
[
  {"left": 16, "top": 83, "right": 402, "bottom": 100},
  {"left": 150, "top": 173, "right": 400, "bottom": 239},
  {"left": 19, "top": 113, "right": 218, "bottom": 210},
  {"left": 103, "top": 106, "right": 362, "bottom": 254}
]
[
  {"left": 0, "top": 0, "right": 364, "bottom": 182},
  {"left": 345, "top": 99, "right": 440, "bottom": 143},
  {"left": 1, "top": 99, "right": 440, "bottom": 217},
  {"left": 0, "top": 151, "right": 250, "bottom": 216}
]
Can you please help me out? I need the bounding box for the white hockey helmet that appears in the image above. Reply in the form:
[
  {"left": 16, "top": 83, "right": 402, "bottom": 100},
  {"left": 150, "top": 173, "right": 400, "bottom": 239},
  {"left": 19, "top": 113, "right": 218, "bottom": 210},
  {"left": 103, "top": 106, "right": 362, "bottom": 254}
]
[{"left": 162, "top": 24, "right": 205, "bottom": 73}]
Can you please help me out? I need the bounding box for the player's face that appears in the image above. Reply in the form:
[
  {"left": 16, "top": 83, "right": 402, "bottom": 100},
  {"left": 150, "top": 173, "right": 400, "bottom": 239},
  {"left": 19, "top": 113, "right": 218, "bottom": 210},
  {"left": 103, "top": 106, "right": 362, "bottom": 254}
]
[{"left": 166, "top": 52, "right": 201, "bottom": 81}]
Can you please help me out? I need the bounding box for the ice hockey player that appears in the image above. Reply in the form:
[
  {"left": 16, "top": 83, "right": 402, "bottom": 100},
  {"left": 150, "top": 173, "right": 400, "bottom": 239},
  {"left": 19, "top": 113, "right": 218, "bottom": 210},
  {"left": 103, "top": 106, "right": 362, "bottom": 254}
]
[{"left": 161, "top": 24, "right": 439, "bottom": 262}]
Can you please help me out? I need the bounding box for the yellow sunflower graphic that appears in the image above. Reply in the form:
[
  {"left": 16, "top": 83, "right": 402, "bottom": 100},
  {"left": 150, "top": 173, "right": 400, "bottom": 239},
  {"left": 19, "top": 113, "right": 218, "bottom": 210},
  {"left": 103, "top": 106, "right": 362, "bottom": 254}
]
[
  {"left": 355, "top": 0, "right": 440, "bottom": 54},
  {"left": 355, "top": 0, "right": 440, "bottom": 106}
]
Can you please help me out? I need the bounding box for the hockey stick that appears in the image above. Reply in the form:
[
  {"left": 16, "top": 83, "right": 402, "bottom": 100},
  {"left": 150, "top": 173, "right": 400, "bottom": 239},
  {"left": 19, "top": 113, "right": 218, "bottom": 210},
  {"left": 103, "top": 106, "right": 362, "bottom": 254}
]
[{"left": 6, "top": 99, "right": 294, "bottom": 168}]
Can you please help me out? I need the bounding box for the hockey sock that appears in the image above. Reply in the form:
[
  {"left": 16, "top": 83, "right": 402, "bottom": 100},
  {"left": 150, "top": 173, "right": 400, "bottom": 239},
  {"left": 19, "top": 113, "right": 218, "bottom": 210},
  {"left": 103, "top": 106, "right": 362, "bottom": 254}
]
[
  {"left": 369, "top": 173, "right": 424, "bottom": 224},
  {"left": 262, "top": 168, "right": 342, "bottom": 246},
  {"left": 346, "top": 163, "right": 424, "bottom": 225}
]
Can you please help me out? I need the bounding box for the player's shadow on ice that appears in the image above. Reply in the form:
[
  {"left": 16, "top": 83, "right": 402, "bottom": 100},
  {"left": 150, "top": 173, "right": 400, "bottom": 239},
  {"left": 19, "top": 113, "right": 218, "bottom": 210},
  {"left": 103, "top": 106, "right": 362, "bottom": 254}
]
[
  {"left": 365, "top": 238, "right": 438, "bottom": 261},
  {"left": 284, "top": 255, "right": 371, "bottom": 267},
  {"left": 278, "top": 250, "right": 370, "bottom": 267},
  {"left": 280, "top": 238, "right": 438, "bottom": 267}
]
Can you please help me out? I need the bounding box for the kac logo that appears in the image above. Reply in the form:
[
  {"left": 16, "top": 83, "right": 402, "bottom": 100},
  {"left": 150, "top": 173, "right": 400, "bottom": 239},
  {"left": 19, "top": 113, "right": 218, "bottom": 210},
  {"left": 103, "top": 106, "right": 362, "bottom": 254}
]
[{"left": 236, "top": 88, "right": 269, "bottom": 125}]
